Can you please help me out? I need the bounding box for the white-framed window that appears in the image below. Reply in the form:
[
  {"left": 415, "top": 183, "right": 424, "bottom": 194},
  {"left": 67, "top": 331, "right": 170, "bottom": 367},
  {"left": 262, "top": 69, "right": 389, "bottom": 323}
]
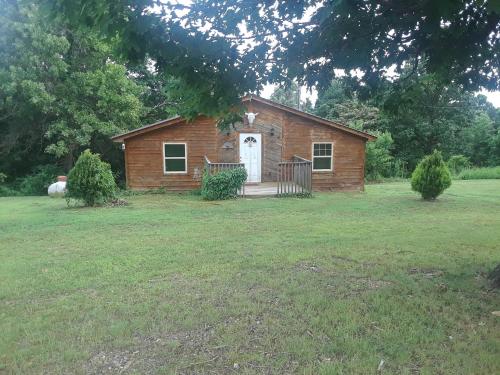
[
  {"left": 163, "top": 142, "right": 187, "bottom": 174},
  {"left": 312, "top": 142, "right": 333, "bottom": 171}
]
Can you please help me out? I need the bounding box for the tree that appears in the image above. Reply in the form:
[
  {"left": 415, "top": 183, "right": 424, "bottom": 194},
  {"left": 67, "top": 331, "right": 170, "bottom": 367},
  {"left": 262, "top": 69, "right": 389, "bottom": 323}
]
[
  {"left": 461, "top": 112, "right": 496, "bottom": 166},
  {"left": 0, "top": 2, "right": 145, "bottom": 176},
  {"left": 270, "top": 82, "right": 313, "bottom": 112},
  {"left": 128, "top": 64, "right": 178, "bottom": 124},
  {"left": 0, "top": 1, "right": 68, "bottom": 177},
  {"left": 314, "top": 81, "right": 351, "bottom": 120},
  {"left": 44, "top": 57, "right": 144, "bottom": 169},
  {"left": 364, "top": 132, "right": 395, "bottom": 180},
  {"left": 380, "top": 73, "right": 480, "bottom": 171},
  {"left": 411, "top": 150, "right": 452, "bottom": 200},
  {"left": 447, "top": 155, "right": 471, "bottom": 175},
  {"left": 42, "top": 0, "right": 499, "bottom": 114}
]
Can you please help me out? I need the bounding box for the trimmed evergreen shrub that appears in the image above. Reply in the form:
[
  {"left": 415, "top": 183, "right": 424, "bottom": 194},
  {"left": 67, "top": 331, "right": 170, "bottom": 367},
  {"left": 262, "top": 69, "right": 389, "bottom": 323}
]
[
  {"left": 66, "top": 150, "right": 116, "bottom": 206},
  {"left": 201, "top": 167, "right": 247, "bottom": 200},
  {"left": 411, "top": 150, "right": 451, "bottom": 200},
  {"left": 447, "top": 155, "right": 471, "bottom": 175}
]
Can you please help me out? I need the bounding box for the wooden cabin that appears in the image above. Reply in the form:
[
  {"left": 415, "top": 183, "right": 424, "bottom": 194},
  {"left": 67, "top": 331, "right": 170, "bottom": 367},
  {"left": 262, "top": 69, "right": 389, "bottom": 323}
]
[{"left": 111, "top": 96, "right": 376, "bottom": 195}]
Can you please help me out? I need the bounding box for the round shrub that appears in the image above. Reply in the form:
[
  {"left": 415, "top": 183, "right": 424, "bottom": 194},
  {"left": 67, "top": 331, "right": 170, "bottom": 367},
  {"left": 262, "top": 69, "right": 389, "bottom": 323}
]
[
  {"left": 201, "top": 167, "right": 247, "bottom": 200},
  {"left": 411, "top": 150, "right": 452, "bottom": 200},
  {"left": 66, "top": 149, "right": 116, "bottom": 206},
  {"left": 447, "top": 155, "right": 471, "bottom": 175}
]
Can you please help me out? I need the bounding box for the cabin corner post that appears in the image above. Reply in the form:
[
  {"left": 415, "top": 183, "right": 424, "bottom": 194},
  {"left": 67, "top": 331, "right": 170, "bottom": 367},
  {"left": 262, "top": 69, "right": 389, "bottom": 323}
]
[
  {"left": 124, "top": 140, "right": 130, "bottom": 189},
  {"left": 361, "top": 140, "right": 367, "bottom": 192}
]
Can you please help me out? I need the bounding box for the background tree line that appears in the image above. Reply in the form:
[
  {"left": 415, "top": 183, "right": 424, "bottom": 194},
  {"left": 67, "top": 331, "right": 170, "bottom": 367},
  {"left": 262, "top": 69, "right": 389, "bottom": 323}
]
[
  {"left": 271, "top": 75, "right": 500, "bottom": 180},
  {"left": 0, "top": 2, "right": 179, "bottom": 194}
]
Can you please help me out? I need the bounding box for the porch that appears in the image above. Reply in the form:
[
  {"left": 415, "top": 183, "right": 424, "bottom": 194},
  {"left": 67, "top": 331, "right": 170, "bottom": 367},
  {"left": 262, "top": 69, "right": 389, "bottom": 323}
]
[{"left": 204, "top": 156, "right": 313, "bottom": 197}]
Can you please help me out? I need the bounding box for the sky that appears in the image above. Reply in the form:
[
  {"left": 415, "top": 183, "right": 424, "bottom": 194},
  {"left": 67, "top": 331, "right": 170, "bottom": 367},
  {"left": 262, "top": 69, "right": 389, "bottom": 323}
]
[
  {"left": 478, "top": 91, "right": 500, "bottom": 107},
  {"left": 260, "top": 84, "right": 500, "bottom": 108}
]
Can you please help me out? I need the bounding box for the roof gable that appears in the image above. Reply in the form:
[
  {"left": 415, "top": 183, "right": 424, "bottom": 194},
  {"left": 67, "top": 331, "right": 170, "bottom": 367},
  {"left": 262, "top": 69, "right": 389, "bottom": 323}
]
[
  {"left": 242, "top": 95, "right": 376, "bottom": 141},
  {"left": 112, "top": 96, "right": 376, "bottom": 142}
]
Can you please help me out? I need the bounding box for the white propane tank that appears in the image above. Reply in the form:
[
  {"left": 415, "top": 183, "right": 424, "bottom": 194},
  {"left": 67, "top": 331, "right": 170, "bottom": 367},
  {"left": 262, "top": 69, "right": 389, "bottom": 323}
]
[{"left": 48, "top": 176, "right": 67, "bottom": 197}]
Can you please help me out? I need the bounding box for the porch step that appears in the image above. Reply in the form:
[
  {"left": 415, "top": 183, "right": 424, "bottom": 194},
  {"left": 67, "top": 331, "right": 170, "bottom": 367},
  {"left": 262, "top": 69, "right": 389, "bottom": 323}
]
[
  {"left": 243, "top": 182, "right": 278, "bottom": 197},
  {"left": 241, "top": 182, "right": 302, "bottom": 197}
]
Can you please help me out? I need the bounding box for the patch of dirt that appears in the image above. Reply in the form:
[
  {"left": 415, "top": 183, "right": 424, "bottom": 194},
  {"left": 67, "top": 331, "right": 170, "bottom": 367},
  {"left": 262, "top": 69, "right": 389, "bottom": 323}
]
[
  {"left": 348, "top": 276, "right": 394, "bottom": 291},
  {"left": 408, "top": 267, "right": 444, "bottom": 278},
  {"left": 326, "top": 276, "right": 394, "bottom": 297},
  {"left": 85, "top": 326, "right": 230, "bottom": 374},
  {"left": 107, "top": 198, "right": 128, "bottom": 207},
  {"left": 296, "top": 262, "right": 322, "bottom": 273},
  {"left": 331, "top": 255, "right": 359, "bottom": 263}
]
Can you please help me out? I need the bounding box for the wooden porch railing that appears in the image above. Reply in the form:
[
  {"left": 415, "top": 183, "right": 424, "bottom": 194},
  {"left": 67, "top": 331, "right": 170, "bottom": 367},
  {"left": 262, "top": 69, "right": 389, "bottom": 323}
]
[
  {"left": 277, "top": 155, "right": 312, "bottom": 196},
  {"left": 204, "top": 156, "right": 246, "bottom": 196}
]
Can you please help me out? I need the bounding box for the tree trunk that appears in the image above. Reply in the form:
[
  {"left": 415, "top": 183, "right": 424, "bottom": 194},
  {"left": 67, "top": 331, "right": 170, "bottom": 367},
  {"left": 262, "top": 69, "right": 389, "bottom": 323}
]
[{"left": 63, "top": 145, "right": 77, "bottom": 172}]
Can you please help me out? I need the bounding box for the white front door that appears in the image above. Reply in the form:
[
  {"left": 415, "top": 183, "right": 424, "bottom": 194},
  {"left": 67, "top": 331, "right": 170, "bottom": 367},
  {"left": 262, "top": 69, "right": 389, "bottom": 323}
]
[{"left": 239, "top": 133, "right": 262, "bottom": 183}]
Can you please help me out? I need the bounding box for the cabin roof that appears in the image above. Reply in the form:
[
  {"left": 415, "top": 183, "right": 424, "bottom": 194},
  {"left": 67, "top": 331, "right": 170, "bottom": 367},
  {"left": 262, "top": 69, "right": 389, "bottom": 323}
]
[{"left": 111, "top": 96, "right": 376, "bottom": 142}]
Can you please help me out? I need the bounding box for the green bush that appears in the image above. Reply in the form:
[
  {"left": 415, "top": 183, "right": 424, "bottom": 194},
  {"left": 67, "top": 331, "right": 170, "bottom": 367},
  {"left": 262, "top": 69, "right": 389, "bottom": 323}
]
[
  {"left": 201, "top": 167, "right": 247, "bottom": 200},
  {"left": 456, "top": 166, "right": 500, "bottom": 180},
  {"left": 447, "top": 155, "right": 471, "bottom": 175},
  {"left": 66, "top": 150, "right": 116, "bottom": 206},
  {"left": 0, "top": 172, "right": 7, "bottom": 184},
  {"left": 18, "top": 165, "right": 62, "bottom": 196},
  {"left": 365, "top": 131, "right": 394, "bottom": 180},
  {"left": 0, "top": 185, "right": 19, "bottom": 197},
  {"left": 411, "top": 150, "right": 452, "bottom": 200},
  {"left": 390, "top": 158, "right": 408, "bottom": 179}
]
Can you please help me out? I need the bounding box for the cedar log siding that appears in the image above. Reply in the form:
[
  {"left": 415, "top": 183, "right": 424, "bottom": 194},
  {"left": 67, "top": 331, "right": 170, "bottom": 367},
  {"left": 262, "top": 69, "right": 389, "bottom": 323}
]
[
  {"left": 217, "top": 104, "right": 283, "bottom": 182},
  {"left": 124, "top": 116, "right": 218, "bottom": 191},
  {"left": 121, "top": 99, "right": 368, "bottom": 191},
  {"left": 244, "top": 101, "right": 367, "bottom": 191}
]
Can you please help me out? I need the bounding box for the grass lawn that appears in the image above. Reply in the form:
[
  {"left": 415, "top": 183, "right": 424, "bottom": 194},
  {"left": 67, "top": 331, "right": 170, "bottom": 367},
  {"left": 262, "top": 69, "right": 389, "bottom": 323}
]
[{"left": 0, "top": 180, "right": 499, "bottom": 374}]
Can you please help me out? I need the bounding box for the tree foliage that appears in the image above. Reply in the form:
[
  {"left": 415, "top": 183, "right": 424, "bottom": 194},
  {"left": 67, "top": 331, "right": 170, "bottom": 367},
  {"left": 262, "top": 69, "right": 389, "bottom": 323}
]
[
  {"left": 41, "top": 0, "right": 499, "bottom": 114},
  {"left": 269, "top": 82, "right": 313, "bottom": 112},
  {"left": 380, "top": 74, "right": 500, "bottom": 170},
  {"left": 447, "top": 155, "right": 472, "bottom": 175},
  {"left": 411, "top": 150, "right": 452, "bottom": 200},
  {"left": 364, "top": 132, "right": 395, "bottom": 180},
  {"left": 0, "top": 2, "right": 148, "bottom": 179},
  {"left": 313, "top": 75, "right": 499, "bottom": 179}
]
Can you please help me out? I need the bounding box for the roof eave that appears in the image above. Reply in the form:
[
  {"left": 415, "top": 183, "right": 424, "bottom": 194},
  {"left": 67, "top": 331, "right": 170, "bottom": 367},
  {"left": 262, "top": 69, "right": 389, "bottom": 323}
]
[{"left": 111, "top": 116, "right": 182, "bottom": 142}]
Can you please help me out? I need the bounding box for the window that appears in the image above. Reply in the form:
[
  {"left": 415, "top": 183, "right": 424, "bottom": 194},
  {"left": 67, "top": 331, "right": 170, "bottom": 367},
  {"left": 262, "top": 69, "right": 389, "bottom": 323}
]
[
  {"left": 163, "top": 143, "right": 187, "bottom": 174},
  {"left": 243, "top": 136, "right": 257, "bottom": 147},
  {"left": 244, "top": 136, "right": 257, "bottom": 144},
  {"left": 312, "top": 143, "right": 333, "bottom": 171}
]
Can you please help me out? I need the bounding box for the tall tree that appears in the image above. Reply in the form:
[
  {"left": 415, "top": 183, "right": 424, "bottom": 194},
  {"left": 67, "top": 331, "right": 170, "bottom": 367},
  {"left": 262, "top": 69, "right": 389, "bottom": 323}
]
[
  {"left": 380, "top": 73, "right": 492, "bottom": 170},
  {"left": 0, "top": 2, "right": 145, "bottom": 176},
  {"left": 42, "top": 0, "right": 500, "bottom": 114},
  {"left": 269, "top": 82, "right": 313, "bottom": 112}
]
